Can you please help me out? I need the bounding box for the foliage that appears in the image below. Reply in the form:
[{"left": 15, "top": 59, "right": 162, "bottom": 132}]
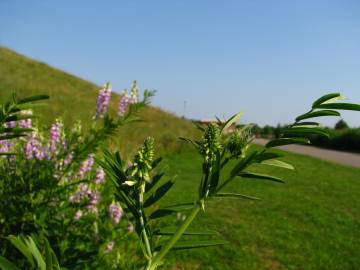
[
  {"left": 100, "top": 92, "right": 360, "bottom": 269},
  {"left": 334, "top": 119, "right": 349, "bottom": 130}
]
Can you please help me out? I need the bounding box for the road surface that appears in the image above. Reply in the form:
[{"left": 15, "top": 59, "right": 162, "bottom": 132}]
[{"left": 253, "top": 138, "right": 360, "bottom": 168}]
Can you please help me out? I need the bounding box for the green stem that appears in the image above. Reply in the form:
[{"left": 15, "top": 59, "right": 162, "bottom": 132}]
[
  {"left": 139, "top": 183, "right": 152, "bottom": 260},
  {"left": 146, "top": 202, "right": 202, "bottom": 270}
]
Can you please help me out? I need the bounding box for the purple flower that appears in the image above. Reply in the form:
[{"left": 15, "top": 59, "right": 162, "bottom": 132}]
[
  {"left": 19, "top": 110, "right": 33, "bottom": 129},
  {"left": 64, "top": 152, "right": 73, "bottom": 167},
  {"left": 94, "top": 167, "right": 105, "bottom": 184},
  {"left": 5, "top": 121, "right": 16, "bottom": 128},
  {"left": 104, "top": 241, "right": 114, "bottom": 253},
  {"left": 74, "top": 210, "right": 83, "bottom": 220},
  {"left": 118, "top": 91, "right": 131, "bottom": 116},
  {"left": 109, "top": 202, "right": 123, "bottom": 224},
  {"left": 127, "top": 222, "right": 134, "bottom": 233},
  {"left": 79, "top": 154, "right": 94, "bottom": 179},
  {"left": 95, "top": 83, "right": 112, "bottom": 118},
  {"left": 24, "top": 134, "right": 44, "bottom": 160},
  {"left": 0, "top": 140, "right": 12, "bottom": 153},
  {"left": 69, "top": 183, "right": 90, "bottom": 203},
  {"left": 49, "top": 119, "right": 63, "bottom": 152}
]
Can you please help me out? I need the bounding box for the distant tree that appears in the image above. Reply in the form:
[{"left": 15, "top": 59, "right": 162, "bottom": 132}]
[
  {"left": 274, "top": 123, "right": 282, "bottom": 139},
  {"left": 335, "top": 119, "right": 349, "bottom": 130},
  {"left": 251, "top": 124, "right": 261, "bottom": 136}
]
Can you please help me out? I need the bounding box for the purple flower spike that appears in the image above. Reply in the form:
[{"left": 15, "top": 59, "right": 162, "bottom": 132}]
[
  {"left": 19, "top": 110, "right": 33, "bottom": 129},
  {"left": 5, "top": 121, "right": 16, "bottom": 128},
  {"left": 49, "top": 119, "right": 63, "bottom": 152},
  {"left": 94, "top": 167, "right": 105, "bottom": 184},
  {"left": 25, "top": 134, "right": 44, "bottom": 160},
  {"left": 95, "top": 83, "right": 112, "bottom": 118},
  {"left": 0, "top": 140, "right": 12, "bottom": 153},
  {"left": 109, "top": 202, "right": 123, "bottom": 224},
  {"left": 64, "top": 152, "right": 73, "bottom": 167},
  {"left": 79, "top": 154, "right": 94, "bottom": 179},
  {"left": 118, "top": 91, "right": 130, "bottom": 116}
]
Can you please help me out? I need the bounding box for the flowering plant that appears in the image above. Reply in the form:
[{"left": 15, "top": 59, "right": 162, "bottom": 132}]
[{"left": 0, "top": 82, "right": 154, "bottom": 269}]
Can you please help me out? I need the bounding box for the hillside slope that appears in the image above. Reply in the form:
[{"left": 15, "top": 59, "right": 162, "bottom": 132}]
[{"left": 0, "top": 46, "right": 199, "bottom": 153}]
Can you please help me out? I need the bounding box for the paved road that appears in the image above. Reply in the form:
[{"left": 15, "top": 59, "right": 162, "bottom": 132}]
[{"left": 253, "top": 138, "right": 360, "bottom": 168}]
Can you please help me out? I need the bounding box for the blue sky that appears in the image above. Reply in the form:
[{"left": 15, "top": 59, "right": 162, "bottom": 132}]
[{"left": 1, "top": 1, "right": 360, "bottom": 126}]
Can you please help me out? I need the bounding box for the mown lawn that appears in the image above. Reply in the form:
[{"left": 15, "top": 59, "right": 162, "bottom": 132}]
[{"left": 154, "top": 145, "right": 360, "bottom": 270}]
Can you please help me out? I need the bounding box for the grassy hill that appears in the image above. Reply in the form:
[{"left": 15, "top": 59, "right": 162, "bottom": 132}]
[{"left": 0, "top": 46, "right": 199, "bottom": 154}]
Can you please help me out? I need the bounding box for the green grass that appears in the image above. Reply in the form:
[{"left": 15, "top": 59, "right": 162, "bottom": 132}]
[
  {"left": 154, "top": 145, "right": 360, "bottom": 269},
  {"left": 0, "top": 46, "right": 199, "bottom": 154}
]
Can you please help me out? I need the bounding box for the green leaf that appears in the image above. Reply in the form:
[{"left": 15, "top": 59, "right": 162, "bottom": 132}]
[
  {"left": 7, "top": 235, "right": 35, "bottom": 267},
  {"left": 149, "top": 209, "right": 176, "bottom": 220},
  {"left": 214, "top": 193, "right": 259, "bottom": 200},
  {"left": 314, "top": 103, "right": 360, "bottom": 111},
  {"left": 162, "top": 202, "right": 194, "bottom": 211},
  {"left": 281, "top": 127, "right": 329, "bottom": 137},
  {"left": 312, "top": 93, "right": 341, "bottom": 108},
  {"left": 296, "top": 110, "right": 340, "bottom": 122},
  {"left": 25, "top": 237, "right": 46, "bottom": 270},
  {"left": 169, "top": 240, "right": 227, "bottom": 251},
  {"left": 292, "top": 122, "right": 320, "bottom": 128},
  {"left": 154, "top": 227, "right": 216, "bottom": 236},
  {"left": 0, "top": 256, "right": 21, "bottom": 270},
  {"left": 144, "top": 180, "right": 174, "bottom": 208},
  {"left": 0, "top": 152, "right": 17, "bottom": 156},
  {"left": 261, "top": 159, "right": 294, "bottom": 170},
  {"left": 6, "top": 114, "right": 37, "bottom": 122},
  {"left": 253, "top": 152, "right": 284, "bottom": 163},
  {"left": 44, "top": 239, "right": 52, "bottom": 270},
  {"left": 222, "top": 112, "right": 243, "bottom": 133},
  {"left": 145, "top": 172, "right": 165, "bottom": 193},
  {"left": 266, "top": 138, "right": 310, "bottom": 148},
  {"left": 1, "top": 127, "right": 33, "bottom": 133},
  {"left": 17, "top": 95, "right": 50, "bottom": 104},
  {"left": 239, "top": 172, "right": 285, "bottom": 183},
  {"left": 179, "top": 137, "right": 200, "bottom": 148},
  {"left": 0, "top": 134, "right": 27, "bottom": 141}
]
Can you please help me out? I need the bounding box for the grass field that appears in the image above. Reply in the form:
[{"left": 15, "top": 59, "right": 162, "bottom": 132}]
[{"left": 153, "top": 145, "right": 360, "bottom": 270}]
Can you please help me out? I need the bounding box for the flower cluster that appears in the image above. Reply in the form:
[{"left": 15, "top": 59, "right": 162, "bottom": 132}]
[
  {"left": 108, "top": 202, "right": 123, "bottom": 224},
  {"left": 117, "top": 81, "right": 139, "bottom": 116},
  {"left": 49, "top": 119, "right": 64, "bottom": 152},
  {"left": 70, "top": 183, "right": 100, "bottom": 215},
  {"left": 79, "top": 154, "right": 95, "bottom": 179},
  {"left": 130, "top": 137, "right": 155, "bottom": 183},
  {"left": 25, "top": 133, "right": 45, "bottom": 160},
  {"left": 0, "top": 140, "right": 12, "bottom": 153},
  {"left": 19, "top": 110, "right": 33, "bottom": 129},
  {"left": 94, "top": 167, "right": 105, "bottom": 184},
  {"left": 200, "top": 123, "right": 222, "bottom": 163},
  {"left": 95, "top": 82, "right": 112, "bottom": 118},
  {"left": 227, "top": 125, "right": 253, "bottom": 158}
]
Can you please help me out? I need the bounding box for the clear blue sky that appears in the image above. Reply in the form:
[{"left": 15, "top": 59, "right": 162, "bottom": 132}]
[{"left": 1, "top": 1, "right": 360, "bottom": 127}]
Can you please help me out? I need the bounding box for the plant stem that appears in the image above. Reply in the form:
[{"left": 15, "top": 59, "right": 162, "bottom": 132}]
[
  {"left": 146, "top": 202, "right": 201, "bottom": 270},
  {"left": 139, "top": 183, "right": 152, "bottom": 260}
]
